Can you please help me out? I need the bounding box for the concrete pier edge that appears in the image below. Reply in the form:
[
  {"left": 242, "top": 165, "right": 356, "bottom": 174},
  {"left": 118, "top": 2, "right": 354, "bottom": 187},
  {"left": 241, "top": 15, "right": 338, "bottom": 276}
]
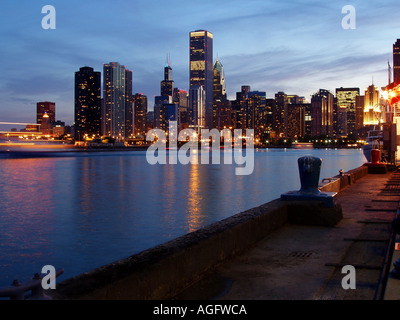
[{"left": 51, "top": 165, "right": 369, "bottom": 300}]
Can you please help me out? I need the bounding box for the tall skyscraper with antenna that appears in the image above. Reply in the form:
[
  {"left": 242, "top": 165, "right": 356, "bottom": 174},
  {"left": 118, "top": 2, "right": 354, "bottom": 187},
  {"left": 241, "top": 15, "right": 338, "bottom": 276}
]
[
  {"left": 189, "top": 30, "right": 213, "bottom": 129},
  {"left": 161, "top": 55, "right": 174, "bottom": 97}
]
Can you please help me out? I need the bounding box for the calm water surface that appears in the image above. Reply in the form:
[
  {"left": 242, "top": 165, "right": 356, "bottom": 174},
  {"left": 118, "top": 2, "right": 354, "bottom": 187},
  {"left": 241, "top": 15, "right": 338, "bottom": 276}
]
[{"left": 0, "top": 148, "right": 366, "bottom": 286}]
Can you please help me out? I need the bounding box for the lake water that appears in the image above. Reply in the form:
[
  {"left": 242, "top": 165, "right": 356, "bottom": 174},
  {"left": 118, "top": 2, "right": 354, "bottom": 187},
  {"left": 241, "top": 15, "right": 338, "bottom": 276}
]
[{"left": 0, "top": 148, "right": 366, "bottom": 287}]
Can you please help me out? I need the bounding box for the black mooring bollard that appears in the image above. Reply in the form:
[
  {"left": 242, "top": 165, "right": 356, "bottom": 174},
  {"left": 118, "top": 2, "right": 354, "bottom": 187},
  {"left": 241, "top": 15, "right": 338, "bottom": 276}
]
[{"left": 281, "top": 156, "right": 337, "bottom": 208}]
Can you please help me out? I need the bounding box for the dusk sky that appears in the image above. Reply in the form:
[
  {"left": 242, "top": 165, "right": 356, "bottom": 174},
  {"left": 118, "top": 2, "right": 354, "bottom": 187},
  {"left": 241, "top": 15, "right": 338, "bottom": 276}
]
[{"left": 0, "top": 0, "right": 399, "bottom": 127}]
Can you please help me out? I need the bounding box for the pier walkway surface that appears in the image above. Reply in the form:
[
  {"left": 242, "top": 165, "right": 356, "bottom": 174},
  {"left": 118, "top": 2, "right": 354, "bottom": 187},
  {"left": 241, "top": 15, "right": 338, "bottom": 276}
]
[{"left": 174, "top": 170, "right": 400, "bottom": 300}]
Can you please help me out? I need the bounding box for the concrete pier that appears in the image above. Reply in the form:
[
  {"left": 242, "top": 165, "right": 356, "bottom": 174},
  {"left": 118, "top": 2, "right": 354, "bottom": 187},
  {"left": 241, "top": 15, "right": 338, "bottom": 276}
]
[{"left": 50, "top": 164, "right": 400, "bottom": 300}]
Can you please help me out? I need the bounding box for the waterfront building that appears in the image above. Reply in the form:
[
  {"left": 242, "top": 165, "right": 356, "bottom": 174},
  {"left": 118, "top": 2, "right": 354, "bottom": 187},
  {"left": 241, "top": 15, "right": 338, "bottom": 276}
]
[
  {"left": 102, "top": 62, "right": 127, "bottom": 140},
  {"left": 363, "top": 84, "right": 382, "bottom": 126},
  {"left": 160, "top": 104, "right": 179, "bottom": 133},
  {"left": 188, "top": 85, "right": 206, "bottom": 132},
  {"left": 154, "top": 95, "right": 172, "bottom": 130},
  {"left": 248, "top": 91, "right": 267, "bottom": 142},
  {"left": 335, "top": 87, "right": 359, "bottom": 136},
  {"left": 214, "top": 100, "right": 232, "bottom": 130},
  {"left": 125, "top": 69, "right": 134, "bottom": 138},
  {"left": 147, "top": 111, "right": 154, "bottom": 130},
  {"left": 265, "top": 99, "right": 275, "bottom": 138},
  {"left": 311, "top": 91, "right": 328, "bottom": 137},
  {"left": 133, "top": 93, "right": 148, "bottom": 137},
  {"left": 41, "top": 112, "right": 51, "bottom": 135},
  {"left": 286, "top": 104, "right": 305, "bottom": 139},
  {"left": 189, "top": 30, "right": 213, "bottom": 129},
  {"left": 37, "top": 101, "right": 55, "bottom": 126},
  {"left": 355, "top": 95, "right": 365, "bottom": 130},
  {"left": 161, "top": 56, "right": 174, "bottom": 97},
  {"left": 74, "top": 66, "right": 101, "bottom": 140},
  {"left": 318, "top": 89, "right": 334, "bottom": 137},
  {"left": 230, "top": 86, "right": 250, "bottom": 132},
  {"left": 213, "top": 58, "right": 227, "bottom": 129},
  {"left": 303, "top": 103, "right": 312, "bottom": 137},
  {"left": 337, "top": 106, "right": 348, "bottom": 137},
  {"left": 274, "top": 92, "right": 288, "bottom": 138},
  {"left": 287, "top": 95, "right": 301, "bottom": 104},
  {"left": 173, "top": 88, "right": 189, "bottom": 130},
  {"left": 394, "top": 39, "right": 400, "bottom": 84}
]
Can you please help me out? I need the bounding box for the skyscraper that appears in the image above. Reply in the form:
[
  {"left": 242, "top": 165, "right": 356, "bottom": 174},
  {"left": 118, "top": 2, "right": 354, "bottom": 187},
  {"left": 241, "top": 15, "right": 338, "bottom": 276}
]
[
  {"left": 363, "top": 84, "right": 381, "bottom": 126},
  {"left": 102, "top": 62, "right": 126, "bottom": 139},
  {"left": 394, "top": 39, "right": 400, "bottom": 84},
  {"left": 189, "top": 85, "right": 206, "bottom": 131},
  {"left": 189, "top": 30, "right": 213, "bottom": 129},
  {"left": 161, "top": 56, "right": 174, "bottom": 97},
  {"left": 318, "top": 89, "right": 334, "bottom": 137},
  {"left": 274, "top": 92, "right": 288, "bottom": 137},
  {"left": 335, "top": 87, "right": 359, "bottom": 136},
  {"left": 125, "top": 69, "right": 134, "bottom": 138},
  {"left": 311, "top": 93, "right": 326, "bottom": 137},
  {"left": 74, "top": 66, "right": 101, "bottom": 140},
  {"left": 174, "top": 88, "right": 189, "bottom": 129},
  {"left": 213, "top": 58, "right": 227, "bottom": 101},
  {"left": 248, "top": 91, "right": 267, "bottom": 141},
  {"left": 37, "top": 101, "right": 55, "bottom": 126},
  {"left": 213, "top": 58, "right": 227, "bottom": 128},
  {"left": 286, "top": 104, "right": 305, "bottom": 139},
  {"left": 133, "top": 93, "right": 148, "bottom": 137}
]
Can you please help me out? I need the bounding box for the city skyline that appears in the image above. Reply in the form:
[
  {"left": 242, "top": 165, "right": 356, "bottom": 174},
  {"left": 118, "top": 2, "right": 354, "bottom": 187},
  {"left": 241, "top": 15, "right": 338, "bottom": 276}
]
[{"left": 0, "top": 0, "right": 399, "bottom": 128}]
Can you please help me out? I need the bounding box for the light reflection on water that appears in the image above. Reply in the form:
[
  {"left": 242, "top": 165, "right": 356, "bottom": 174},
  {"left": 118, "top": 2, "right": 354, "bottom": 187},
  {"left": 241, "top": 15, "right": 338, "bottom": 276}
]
[{"left": 0, "top": 148, "right": 366, "bottom": 286}]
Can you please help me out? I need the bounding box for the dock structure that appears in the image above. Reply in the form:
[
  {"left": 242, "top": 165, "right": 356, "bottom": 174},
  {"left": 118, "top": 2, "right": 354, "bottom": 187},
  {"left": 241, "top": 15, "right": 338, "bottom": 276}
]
[{"left": 48, "top": 163, "right": 400, "bottom": 300}]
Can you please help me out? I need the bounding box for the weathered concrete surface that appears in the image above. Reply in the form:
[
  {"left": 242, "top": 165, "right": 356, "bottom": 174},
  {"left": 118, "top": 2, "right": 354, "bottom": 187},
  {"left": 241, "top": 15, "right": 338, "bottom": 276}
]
[{"left": 175, "top": 170, "right": 399, "bottom": 300}]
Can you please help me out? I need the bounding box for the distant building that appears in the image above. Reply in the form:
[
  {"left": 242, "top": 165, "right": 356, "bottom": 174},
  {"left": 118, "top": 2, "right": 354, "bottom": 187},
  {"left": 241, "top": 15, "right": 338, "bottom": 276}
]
[
  {"left": 161, "top": 57, "right": 174, "bottom": 97},
  {"left": 173, "top": 88, "right": 189, "bottom": 130},
  {"left": 53, "top": 120, "right": 66, "bottom": 137},
  {"left": 74, "top": 66, "right": 101, "bottom": 140},
  {"left": 41, "top": 113, "right": 51, "bottom": 135},
  {"left": 102, "top": 62, "right": 127, "bottom": 140},
  {"left": 213, "top": 58, "right": 227, "bottom": 129},
  {"left": 189, "top": 30, "right": 213, "bottom": 129},
  {"left": 133, "top": 93, "right": 147, "bottom": 137},
  {"left": 214, "top": 100, "right": 232, "bottom": 130},
  {"left": 335, "top": 87, "right": 359, "bottom": 136},
  {"left": 286, "top": 104, "right": 305, "bottom": 139},
  {"left": 337, "top": 106, "right": 347, "bottom": 137},
  {"left": 154, "top": 95, "right": 172, "bottom": 130},
  {"left": 394, "top": 39, "right": 400, "bottom": 84},
  {"left": 160, "top": 103, "right": 179, "bottom": 133},
  {"left": 248, "top": 91, "right": 267, "bottom": 141},
  {"left": 303, "top": 103, "right": 312, "bottom": 136},
  {"left": 189, "top": 85, "right": 206, "bottom": 132},
  {"left": 318, "top": 89, "right": 334, "bottom": 137},
  {"left": 311, "top": 92, "right": 328, "bottom": 137},
  {"left": 363, "top": 84, "right": 381, "bottom": 126},
  {"left": 355, "top": 95, "right": 365, "bottom": 130},
  {"left": 125, "top": 69, "right": 134, "bottom": 138},
  {"left": 37, "top": 102, "right": 55, "bottom": 126},
  {"left": 274, "top": 92, "right": 288, "bottom": 138}
]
